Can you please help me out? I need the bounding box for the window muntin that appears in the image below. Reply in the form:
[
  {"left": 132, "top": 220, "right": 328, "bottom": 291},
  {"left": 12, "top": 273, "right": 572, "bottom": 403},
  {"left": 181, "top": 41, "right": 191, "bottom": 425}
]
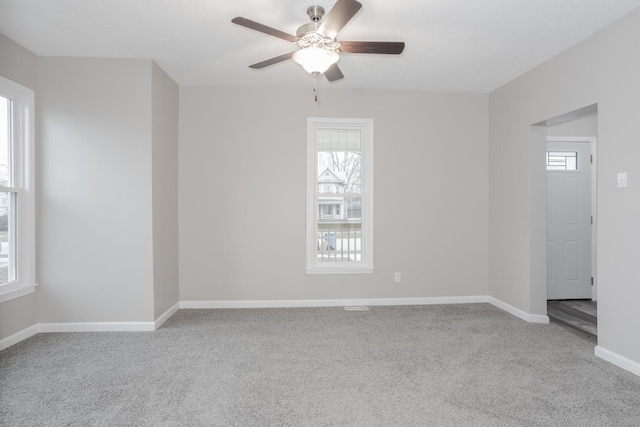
[
  {"left": 0, "top": 76, "right": 36, "bottom": 303},
  {"left": 306, "top": 118, "right": 373, "bottom": 274},
  {"left": 547, "top": 151, "right": 578, "bottom": 171}
]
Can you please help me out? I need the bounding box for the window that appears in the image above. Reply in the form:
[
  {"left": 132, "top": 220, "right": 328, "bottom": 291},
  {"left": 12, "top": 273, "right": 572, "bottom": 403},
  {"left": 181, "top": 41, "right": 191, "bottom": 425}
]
[
  {"left": 306, "top": 118, "right": 373, "bottom": 274},
  {"left": 547, "top": 151, "right": 578, "bottom": 171},
  {"left": 0, "top": 76, "right": 36, "bottom": 303}
]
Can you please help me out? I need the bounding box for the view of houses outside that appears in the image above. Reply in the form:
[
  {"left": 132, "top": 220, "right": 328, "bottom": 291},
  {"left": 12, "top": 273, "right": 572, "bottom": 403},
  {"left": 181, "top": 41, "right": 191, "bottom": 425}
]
[
  {"left": 0, "top": 97, "right": 11, "bottom": 284},
  {"left": 316, "top": 139, "right": 362, "bottom": 261}
]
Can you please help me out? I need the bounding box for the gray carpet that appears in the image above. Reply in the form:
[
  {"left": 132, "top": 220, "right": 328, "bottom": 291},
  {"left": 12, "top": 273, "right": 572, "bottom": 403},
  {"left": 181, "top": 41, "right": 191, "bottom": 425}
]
[{"left": 2, "top": 304, "right": 640, "bottom": 426}]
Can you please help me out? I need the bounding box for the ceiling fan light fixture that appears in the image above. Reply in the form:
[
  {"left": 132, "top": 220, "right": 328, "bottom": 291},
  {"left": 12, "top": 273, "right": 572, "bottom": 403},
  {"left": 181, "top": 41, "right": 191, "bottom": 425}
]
[
  {"left": 293, "top": 46, "right": 339, "bottom": 75},
  {"left": 232, "top": 0, "right": 404, "bottom": 83}
]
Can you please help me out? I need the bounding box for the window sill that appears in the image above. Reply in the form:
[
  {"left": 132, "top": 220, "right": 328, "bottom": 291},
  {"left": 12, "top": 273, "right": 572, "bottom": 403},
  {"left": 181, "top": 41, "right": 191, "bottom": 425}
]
[
  {"left": 0, "top": 283, "right": 38, "bottom": 304},
  {"left": 306, "top": 265, "right": 374, "bottom": 275}
]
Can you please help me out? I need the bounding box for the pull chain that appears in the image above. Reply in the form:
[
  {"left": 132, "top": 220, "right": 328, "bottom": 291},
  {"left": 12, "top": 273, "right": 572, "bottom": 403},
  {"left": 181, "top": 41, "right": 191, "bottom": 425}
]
[{"left": 313, "top": 73, "right": 318, "bottom": 102}]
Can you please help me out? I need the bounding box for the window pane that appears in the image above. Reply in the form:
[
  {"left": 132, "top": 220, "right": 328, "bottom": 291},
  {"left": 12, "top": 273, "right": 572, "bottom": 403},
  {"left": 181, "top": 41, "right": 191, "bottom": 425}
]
[
  {"left": 317, "top": 151, "right": 361, "bottom": 194},
  {"left": 317, "top": 128, "right": 361, "bottom": 194},
  {"left": 547, "top": 151, "right": 578, "bottom": 171},
  {"left": 316, "top": 196, "right": 362, "bottom": 262},
  {"left": 345, "top": 196, "right": 362, "bottom": 220},
  {"left": 0, "top": 96, "right": 10, "bottom": 186},
  {"left": 0, "top": 191, "right": 16, "bottom": 284},
  {"left": 315, "top": 128, "right": 365, "bottom": 263},
  {"left": 317, "top": 129, "right": 361, "bottom": 151}
]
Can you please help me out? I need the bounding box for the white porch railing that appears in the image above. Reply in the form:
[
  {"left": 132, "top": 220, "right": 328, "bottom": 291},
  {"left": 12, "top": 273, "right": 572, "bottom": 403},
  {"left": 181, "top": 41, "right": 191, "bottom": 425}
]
[{"left": 317, "top": 222, "right": 362, "bottom": 261}]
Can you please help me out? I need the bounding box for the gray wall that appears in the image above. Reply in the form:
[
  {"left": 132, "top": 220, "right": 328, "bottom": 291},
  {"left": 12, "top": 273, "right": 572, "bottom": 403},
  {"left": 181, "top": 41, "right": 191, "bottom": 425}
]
[
  {"left": 0, "top": 33, "right": 36, "bottom": 89},
  {"left": 0, "top": 34, "right": 38, "bottom": 341},
  {"left": 151, "top": 62, "right": 179, "bottom": 318},
  {"left": 179, "top": 88, "right": 489, "bottom": 302},
  {"left": 489, "top": 8, "right": 640, "bottom": 365},
  {"left": 37, "top": 57, "right": 155, "bottom": 323}
]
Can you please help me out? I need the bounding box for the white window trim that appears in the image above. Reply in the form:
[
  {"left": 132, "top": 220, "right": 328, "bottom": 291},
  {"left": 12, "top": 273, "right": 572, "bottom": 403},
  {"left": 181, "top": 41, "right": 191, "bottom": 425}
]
[
  {"left": 306, "top": 117, "right": 374, "bottom": 274},
  {"left": 0, "top": 75, "right": 37, "bottom": 303}
]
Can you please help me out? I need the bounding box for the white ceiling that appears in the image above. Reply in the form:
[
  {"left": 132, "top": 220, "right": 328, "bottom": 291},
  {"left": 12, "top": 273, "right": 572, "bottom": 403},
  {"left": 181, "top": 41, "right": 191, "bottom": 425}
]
[{"left": 1, "top": 0, "right": 639, "bottom": 93}]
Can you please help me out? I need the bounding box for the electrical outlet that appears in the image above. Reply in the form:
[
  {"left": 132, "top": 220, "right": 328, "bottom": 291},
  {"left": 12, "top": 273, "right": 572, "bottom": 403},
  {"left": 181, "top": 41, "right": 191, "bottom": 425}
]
[{"left": 394, "top": 272, "right": 401, "bottom": 283}]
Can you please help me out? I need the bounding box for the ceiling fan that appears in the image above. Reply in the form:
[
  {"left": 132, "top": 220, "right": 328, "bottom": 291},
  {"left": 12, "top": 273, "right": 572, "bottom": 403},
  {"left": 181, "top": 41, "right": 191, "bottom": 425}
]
[{"left": 231, "top": 0, "right": 405, "bottom": 82}]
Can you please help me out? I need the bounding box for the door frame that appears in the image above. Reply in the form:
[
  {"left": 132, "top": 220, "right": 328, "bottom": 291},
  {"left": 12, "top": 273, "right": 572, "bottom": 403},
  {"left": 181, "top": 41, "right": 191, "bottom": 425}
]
[{"left": 546, "top": 136, "right": 598, "bottom": 301}]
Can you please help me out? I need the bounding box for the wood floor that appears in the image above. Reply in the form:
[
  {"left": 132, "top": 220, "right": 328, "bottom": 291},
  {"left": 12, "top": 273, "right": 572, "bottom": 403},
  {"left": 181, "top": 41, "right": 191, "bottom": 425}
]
[{"left": 547, "top": 299, "right": 597, "bottom": 343}]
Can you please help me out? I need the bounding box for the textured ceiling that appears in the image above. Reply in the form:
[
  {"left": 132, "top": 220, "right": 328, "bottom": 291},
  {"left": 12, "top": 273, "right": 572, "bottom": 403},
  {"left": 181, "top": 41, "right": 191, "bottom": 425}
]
[{"left": 1, "top": 0, "right": 640, "bottom": 93}]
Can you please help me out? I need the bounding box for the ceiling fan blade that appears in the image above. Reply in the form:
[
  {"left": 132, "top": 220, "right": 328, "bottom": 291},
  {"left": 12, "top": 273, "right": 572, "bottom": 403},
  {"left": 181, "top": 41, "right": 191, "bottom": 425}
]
[
  {"left": 232, "top": 17, "right": 298, "bottom": 43},
  {"left": 339, "top": 41, "right": 405, "bottom": 54},
  {"left": 324, "top": 64, "right": 344, "bottom": 82},
  {"left": 249, "top": 52, "right": 296, "bottom": 69},
  {"left": 317, "top": 0, "right": 363, "bottom": 39}
]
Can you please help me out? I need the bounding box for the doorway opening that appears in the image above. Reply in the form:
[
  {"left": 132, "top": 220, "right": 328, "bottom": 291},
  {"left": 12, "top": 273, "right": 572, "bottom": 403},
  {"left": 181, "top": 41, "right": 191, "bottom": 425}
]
[
  {"left": 546, "top": 137, "right": 596, "bottom": 301},
  {"left": 546, "top": 136, "right": 597, "bottom": 342},
  {"left": 531, "top": 104, "right": 598, "bottom": 342}
]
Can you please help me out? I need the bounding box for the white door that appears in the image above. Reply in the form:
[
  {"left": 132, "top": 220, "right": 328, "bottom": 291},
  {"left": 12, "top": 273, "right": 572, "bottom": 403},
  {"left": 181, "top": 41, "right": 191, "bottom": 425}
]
[{"left": 547, "top": 141, "right": 592, "bottom": 300}]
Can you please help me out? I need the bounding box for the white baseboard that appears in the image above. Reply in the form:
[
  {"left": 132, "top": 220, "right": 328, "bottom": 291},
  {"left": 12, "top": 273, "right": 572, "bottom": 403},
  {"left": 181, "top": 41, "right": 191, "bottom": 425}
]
[
  {"left": 1, "top": 319, "right": 162, "bottom": 350},
  {"left": 155, "top": 302, "right": 180, "bottom": 329},
  {"left": 34, "top": 303, "right": 180, "bottom": 333},
  {"left": 2, "top": 295, "right": 552, "bottom": 351},
  {"left": 39, "top": 321, "right": 156, "bottom": 333},
  {"left": 487, "top": 296, "right": 549, "bottom": 324},
  {"left": 180, "top": 295, "right": 489, "bottom": 309},
  {"left": 595, "top": 346, "right": 640, "bottom": 377},
  {"left": 0, "top": 324, "right": 39, "bottom": 351},
  {"left": 180, "top": 296, "right": 549, "bottom": 326}
]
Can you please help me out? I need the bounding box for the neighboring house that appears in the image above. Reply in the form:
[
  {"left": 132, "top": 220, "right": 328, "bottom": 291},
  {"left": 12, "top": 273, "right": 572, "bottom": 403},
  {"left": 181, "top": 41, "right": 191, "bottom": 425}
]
[
  {"left": 317, "top": 168, "right": 345, "bottom": 221},
  {"left": 317, "top": 168, "right": 362, "bottom": 222}
]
